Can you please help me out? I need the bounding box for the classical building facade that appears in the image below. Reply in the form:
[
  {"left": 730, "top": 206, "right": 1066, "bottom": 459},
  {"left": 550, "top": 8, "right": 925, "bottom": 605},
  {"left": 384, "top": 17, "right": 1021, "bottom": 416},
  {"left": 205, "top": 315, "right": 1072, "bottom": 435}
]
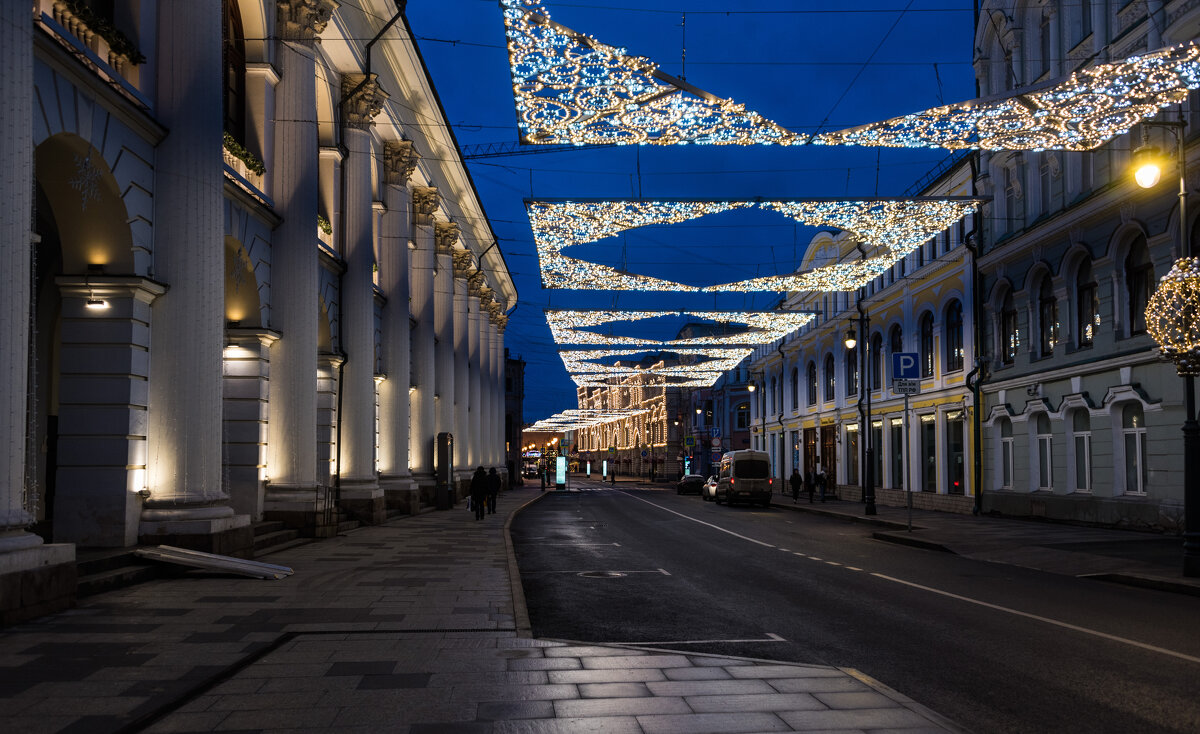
[
  {"left": 748, "top": 161, "right": 979, "bottom": 512},
  {"left": 504, "top": 349, "right": 526, "bottom": 484},
  {"left": 973, "top": 0, "right": 1200, "bottom": 529},
  {"left": 2, "top": 0, "right": 515, "bottom": 623}
]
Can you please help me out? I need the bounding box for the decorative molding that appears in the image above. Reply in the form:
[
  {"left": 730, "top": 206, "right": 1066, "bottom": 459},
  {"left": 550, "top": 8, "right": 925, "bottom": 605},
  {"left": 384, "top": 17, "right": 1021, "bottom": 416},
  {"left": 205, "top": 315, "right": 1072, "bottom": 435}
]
[
  {"left": 468, "top": 272, "right": 486, "bottom": 297},
  {"left": 341, "top": 73, "right": 387, "bottom": 129},
  {"left": 383, "top": 140, "right": 420, "bottom": 186},
  {"left": 434, "top": 222, "right": 460, "bottom": 253},
  {"left": 1120, "top": 202, "right": 1135, "bottom": 224},
  {"left": 452, "top": 249, "right": 474, "bottom": 279},
  {"left": 277, "top": 0, "right": 339, "bottom": 43},
  {"left": 412, "top": 186, "right": 439, "bottom": 224}
]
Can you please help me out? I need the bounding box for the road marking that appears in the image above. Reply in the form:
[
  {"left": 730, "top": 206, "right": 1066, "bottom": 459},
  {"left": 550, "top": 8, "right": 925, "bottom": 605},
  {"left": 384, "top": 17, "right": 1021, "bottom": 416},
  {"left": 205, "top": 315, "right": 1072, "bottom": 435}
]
[
  {"left": 525, "top": 569, "right": 670, "bottom": 576},
  {"left": 825, "top": 561, "right": 842, "bottom": 566},
  {"left": 618, "top": 491, "right": 777, "bottom": 548},
  {"left": 846, "top": 566, "right": 863, "bottom": 572},
  {"left": 658, "top": 568, "right": 671, "bottom": 576},
  {"left": 616, "top": 633, "right": 787, "bottom": 646},
  {"left": 872, "top": 572, "right": 1200, "bottom": 665},
  {"left": 540, "top": 543, "right": 621, "bottom": 547}
]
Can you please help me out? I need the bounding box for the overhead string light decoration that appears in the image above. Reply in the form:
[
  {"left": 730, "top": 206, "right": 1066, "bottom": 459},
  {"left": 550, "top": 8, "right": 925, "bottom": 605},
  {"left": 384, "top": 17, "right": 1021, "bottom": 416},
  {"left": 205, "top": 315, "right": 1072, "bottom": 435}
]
[
  {"left": 530, "top": 199, "right": 980, "bottom": 293},
  {"left": 560, "top": 347, "right": 752, "bottom": 388},
  {"left": 545, "top": 309, "right": 815, "bottom": 347},
  {"left": 814, "top": 42, "right": 1200, "bottom": 151},
  {"left": 501, "top": 0, "right": 1200, "bottom": 152},
  {"left": 500, "top": 0, "right": 797, "bottom": 146},
  {"left": 527, "top": 407, "right": 651, "bottom": 432}
]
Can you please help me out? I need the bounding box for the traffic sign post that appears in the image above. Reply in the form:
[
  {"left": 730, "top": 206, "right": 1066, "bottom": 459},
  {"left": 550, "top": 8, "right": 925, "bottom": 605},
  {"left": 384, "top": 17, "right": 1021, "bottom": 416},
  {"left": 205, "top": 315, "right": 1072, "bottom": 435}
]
[{"left": 891, "top": 352, "right": 920, "bottom": 531}]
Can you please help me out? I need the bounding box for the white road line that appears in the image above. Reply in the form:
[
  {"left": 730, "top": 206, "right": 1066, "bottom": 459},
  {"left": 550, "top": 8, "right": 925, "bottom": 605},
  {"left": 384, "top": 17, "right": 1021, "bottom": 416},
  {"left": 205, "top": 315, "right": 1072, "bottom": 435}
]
[
  {"left": 658, "top": 568, "right": 671, "bottom": 576},
  {"left": 825, "top": 561, "right": 843, "bottom": 566},
  {"left": 872, "top": 572, "right": 1200, "bottom": 665},
  {"left": 615, "top": 634, "right": 788, "bottom": 646},
  {"left": 618, "top": 491, "right": 777, "bottom": 548},
  {"left": 540, "top": 543, "right": 621, "bottom": 547}
]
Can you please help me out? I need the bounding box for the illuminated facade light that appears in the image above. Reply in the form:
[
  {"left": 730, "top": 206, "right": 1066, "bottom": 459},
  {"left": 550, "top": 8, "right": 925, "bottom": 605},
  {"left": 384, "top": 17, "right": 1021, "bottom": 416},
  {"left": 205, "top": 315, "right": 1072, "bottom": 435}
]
[
  {"left": 545, "top": 309, "right": 815, "bottom": 347},
  {"left": 1146, "top": 257, "right": 1200, "bottom": 375},
  {"left": 813, "top": 42, "right": 1200, "bottom": 152},
  {"left": 501, "top": 0, "right": 796, "bottom": 146},
  {"left": 530, "top": 198, "right": 980, "bottom": 293}
]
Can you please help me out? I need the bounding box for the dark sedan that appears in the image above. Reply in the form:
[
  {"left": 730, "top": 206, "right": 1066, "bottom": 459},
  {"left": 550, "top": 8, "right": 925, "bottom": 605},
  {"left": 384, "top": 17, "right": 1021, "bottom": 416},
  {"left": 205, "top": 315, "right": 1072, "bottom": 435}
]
[{"left": 676, "top": 474, "right": 706, "bottom": 495}]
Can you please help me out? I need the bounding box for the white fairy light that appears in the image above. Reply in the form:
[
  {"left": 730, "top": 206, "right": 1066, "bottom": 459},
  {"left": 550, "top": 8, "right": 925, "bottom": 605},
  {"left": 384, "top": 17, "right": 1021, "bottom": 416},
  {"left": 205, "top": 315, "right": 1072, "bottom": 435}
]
[
  {"left": 501, "top": 0, "right": 796, "bottom": 146},
  {"left": 545, "top": 309, "right": 815, "bottom": 347},
  {"left": 530, "top": 199, "right": 980, "bottom": 293}
]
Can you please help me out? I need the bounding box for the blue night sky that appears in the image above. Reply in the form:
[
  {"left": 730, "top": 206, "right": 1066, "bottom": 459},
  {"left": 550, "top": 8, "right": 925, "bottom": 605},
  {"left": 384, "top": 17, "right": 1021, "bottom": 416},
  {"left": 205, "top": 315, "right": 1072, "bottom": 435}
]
[{"left": 403, "top": 0, "right": 978, "bottom": 422}]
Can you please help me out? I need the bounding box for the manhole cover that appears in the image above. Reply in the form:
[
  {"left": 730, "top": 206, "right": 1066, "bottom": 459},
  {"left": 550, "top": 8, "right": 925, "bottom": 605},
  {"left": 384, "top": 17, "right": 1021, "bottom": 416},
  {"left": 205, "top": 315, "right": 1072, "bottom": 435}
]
[{"left": 577, "top": 570, "right": 627, "bottom": 578}]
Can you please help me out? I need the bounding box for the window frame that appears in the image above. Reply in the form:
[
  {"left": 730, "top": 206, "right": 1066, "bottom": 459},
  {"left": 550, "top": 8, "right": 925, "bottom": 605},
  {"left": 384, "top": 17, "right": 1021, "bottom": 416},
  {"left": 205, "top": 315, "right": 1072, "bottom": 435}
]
[
  {"left": 945, "top": 300, "right": 964, "bottom": 373},
  {"left": 920, "top": 312, "right": 935, "bottom": 378}
]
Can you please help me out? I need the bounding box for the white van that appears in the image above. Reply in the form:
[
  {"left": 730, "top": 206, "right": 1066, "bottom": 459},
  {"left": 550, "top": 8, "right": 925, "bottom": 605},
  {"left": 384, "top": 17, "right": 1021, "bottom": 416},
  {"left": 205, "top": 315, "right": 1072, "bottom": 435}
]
[{"left": 715, "top": 450, "right": 773, "bottom": 507}]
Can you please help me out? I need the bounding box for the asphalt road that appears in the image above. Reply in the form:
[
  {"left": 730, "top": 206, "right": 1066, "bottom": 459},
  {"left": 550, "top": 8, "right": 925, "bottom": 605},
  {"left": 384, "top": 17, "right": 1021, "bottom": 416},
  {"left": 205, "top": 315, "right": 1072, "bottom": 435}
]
[{"left": 511, "top": 481, "right": 1200, "bottom": 734}]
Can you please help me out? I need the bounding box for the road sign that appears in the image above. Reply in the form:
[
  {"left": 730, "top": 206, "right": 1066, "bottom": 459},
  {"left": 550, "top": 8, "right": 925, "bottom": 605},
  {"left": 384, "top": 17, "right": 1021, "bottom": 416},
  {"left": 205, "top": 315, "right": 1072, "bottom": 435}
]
[
  {"left": 711, "top": 427, "right": 721, "bottom": 438},
  {"left": 640, "top": 450, "right": 648, "bottom": 458},
  {"left": 711, "top": 451, "right": 722, "bottom": 462},
  {"left": 710, "top": 437, "right": 721, "bottom": 448},
  {"left": 607, "top": 446, "right": 616, "bottom": 454},
  {"left": 894, "top": 378, "right": 921, "bottom": 394},
  {"left": 892, "top": 351, "right": 920, "bottom": 380},
  {"left": 684, "top": 435, "right": 695, "bottom": 447}
]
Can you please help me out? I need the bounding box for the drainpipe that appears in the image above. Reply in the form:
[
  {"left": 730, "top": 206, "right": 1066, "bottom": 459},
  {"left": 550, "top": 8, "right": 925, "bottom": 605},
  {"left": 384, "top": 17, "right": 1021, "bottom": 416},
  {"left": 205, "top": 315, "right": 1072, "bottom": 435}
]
[{"left": 964, "top": 153, "right": 985, "bottom": 515}]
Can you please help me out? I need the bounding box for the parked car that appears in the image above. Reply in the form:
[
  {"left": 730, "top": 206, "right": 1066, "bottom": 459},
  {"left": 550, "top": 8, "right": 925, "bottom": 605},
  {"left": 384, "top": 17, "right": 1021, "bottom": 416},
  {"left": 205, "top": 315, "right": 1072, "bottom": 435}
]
[
  {"left": 676, "top": 474, "right": 706, "bottom": 495},
  {"left": 701, "top": 475, "right": 719, "bottom": 501},
  {"left": 715, "top": 450, "right": 773, "bottom": 507}
]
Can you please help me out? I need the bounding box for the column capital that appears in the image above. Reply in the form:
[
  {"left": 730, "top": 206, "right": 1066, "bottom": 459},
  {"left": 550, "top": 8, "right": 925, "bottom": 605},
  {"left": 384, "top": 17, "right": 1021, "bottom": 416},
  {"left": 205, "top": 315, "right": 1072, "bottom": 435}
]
[
  {"left": 468, "top": 271, "right": 486, "bottom": 297},
  {"left": 434, "top": 222, "right": 460, "bottom": 253},
  {"left": 479, "top": 288, "right": 494, "bottom": 311},
  {"left": 452, "top": 249, "right": 474, "bottom": 279},
  {"left": 277, "top": 0, "right": 339, "bottom": 43},
  {"left": 495, "top": 314, "right": 509, "bottom": 332},
  {"left": 487, "top": 301, "right": 503, "bottom": 322},
  {"left": 341, "top": 73, "right": 388, "bottom": 129},
  {"left": 383, "top": 140, "right": 420, "bottom": 186},
  {"left": 413, "top": 186, "right": 440, "bottom": 225}
]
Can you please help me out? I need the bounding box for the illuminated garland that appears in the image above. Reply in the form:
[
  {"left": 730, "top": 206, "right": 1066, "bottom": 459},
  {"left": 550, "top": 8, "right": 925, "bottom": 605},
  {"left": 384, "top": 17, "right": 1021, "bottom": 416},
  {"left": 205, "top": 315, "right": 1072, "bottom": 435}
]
[
  {"left": 815, "top": 43, "right": 1200, "bottom": 152},
  {"left": 545, "top": 309, "right": 815, "bottom": 346},
  {"left": 560, "top": 347, "right": 751, "bottom": 375},
  {"left": 1145, "top": 257, "right": 1200, "bottom": 375},
  {"left": 530, "top": 199, "right": 980, "bottom": 292},
  {"left": 527, "top": 407, "right": 650, "bottom": 433},
  {"left": 501, "top": 0, "right": 796, "bottom": 146}
]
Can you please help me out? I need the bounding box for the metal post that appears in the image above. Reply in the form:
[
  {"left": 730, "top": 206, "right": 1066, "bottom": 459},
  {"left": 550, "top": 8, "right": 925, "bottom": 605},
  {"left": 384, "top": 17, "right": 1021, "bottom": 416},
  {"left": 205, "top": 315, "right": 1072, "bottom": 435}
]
[
  {"left": 905, "top": 391, "right": 912, "bottom": 532},
  {"left": 1178, "top": 118, "right": 1200, "bottom": 577}
]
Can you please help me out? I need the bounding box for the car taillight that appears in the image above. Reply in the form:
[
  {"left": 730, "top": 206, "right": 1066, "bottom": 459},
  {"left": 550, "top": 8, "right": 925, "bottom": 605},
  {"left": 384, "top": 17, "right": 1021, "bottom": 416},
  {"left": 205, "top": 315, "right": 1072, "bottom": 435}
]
[
  {"left": 730, "top": 478, "right": 734, "bottom": 485},
  {"left": 768, "top": 478, "right": 773, "bottom": 485}
]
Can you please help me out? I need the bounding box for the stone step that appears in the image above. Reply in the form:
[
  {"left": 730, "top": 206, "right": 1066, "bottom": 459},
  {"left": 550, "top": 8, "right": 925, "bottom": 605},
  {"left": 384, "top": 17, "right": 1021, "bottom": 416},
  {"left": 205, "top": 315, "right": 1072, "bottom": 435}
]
[
  {"left": 253, "top": 520, "right": 287, "bottom": 537},
  {"left": 76, "top": 558, "right": 164, "bottom": 599},
  {"left": 253, "top": 528, "right": 300, "bottom": 552}
]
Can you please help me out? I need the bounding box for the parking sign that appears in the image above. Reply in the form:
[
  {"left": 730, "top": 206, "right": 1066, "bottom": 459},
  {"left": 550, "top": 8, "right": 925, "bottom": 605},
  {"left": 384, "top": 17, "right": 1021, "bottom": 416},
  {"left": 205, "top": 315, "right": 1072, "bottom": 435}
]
[{"left": 891, "top": 352, "right": 919, "bottom": 380}]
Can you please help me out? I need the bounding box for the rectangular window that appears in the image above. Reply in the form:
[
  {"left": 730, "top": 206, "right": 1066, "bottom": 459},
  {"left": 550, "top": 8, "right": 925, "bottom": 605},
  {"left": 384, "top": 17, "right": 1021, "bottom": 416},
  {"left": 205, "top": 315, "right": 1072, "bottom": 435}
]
[
  {"left": 946, "top": 412, "right": 964, "bottom": 495},
  {"left": 890, "top": 419, "right": 905, "bottom": 489},
  {"left": 1074, "top": 433, "right": 1091, "bottom": 492},
  {"left": 1038, "top": 435, "right": 1052, "bottom": 489},
  {"left": 871, "top": 420, "right": 884, "bottom": 490},
  {"left": 921, "top": 416, "right": 937, "bottom": 492},
  {"left": 846, "top": 426, "right": 859, "bottom": 486},
  {"left": 1001, "top": 436, "right": 1013, "bottom": 488},
  {"left": 1002, "top": 308, "right": 1019, "bottom": 365}
]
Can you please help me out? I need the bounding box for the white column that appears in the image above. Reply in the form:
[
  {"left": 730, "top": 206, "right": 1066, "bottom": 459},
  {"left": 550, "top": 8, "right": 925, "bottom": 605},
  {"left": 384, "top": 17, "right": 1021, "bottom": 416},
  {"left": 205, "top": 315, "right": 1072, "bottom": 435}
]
[
  {"left": 478, "top": 291, "right": 495, "bottom": 468},
  {"left": 467, "top": 275, "right": 485, "bottom": 471},
  {"left": 143, "top": 2, "right": 247, "bottom": 544},
  {"left": 452, "top": 251, "right": 472, "bottom": 475},
  {"left": 491, "top": 312, "right": 506, "bottom": 469},
  {"left": 336, "top": 75, "right": 386, "bottom": 523},
  {"left": 409, "top": 187, "right": 439, "bottom": 497},
  {"left": 378, "top": 142, "right": 419, "bottom": 511},
  {"left": 223, "top": 329, "right": 279, "bottom": 522},
  {"left": 264, "top": 0, "right": 335, "bottom": 520},
  {"left": 433, "top": 222, "right": 458, "bottom": 482},
  {"left": 0, "top": 3, "right": 72, "bottom": 578}
]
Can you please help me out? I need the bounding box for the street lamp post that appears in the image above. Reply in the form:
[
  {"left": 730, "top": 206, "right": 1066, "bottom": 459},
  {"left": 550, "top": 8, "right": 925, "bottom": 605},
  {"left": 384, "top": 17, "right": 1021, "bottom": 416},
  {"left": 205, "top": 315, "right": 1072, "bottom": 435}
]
[
  {"left": 845, "top": 306, "right": 876, "bottom": 516},
  {"left": 1134, "top": 110, "right": 1200, "bottom": 576}
]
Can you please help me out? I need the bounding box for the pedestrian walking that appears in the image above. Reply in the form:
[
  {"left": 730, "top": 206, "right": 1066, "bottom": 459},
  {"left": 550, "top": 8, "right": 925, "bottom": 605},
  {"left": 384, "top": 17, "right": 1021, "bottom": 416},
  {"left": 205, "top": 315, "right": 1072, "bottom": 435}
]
[
  {"left": 610, "top": 467, "right": 616, "bottom": 485},
  {"left": 805, "top": 466, "right": 816, "bottom": 503},
  {"left": 789, "top": 468, "right": 802, "bottom": 503},
  {"left": 470, "top": 466, "right": 488, "bottom": 520},
  {"left": 816, "top": 461, "right": 827, "bottom": 503},
  {"left": 486, "top": 467, "right": 501, "bottom": 514}
]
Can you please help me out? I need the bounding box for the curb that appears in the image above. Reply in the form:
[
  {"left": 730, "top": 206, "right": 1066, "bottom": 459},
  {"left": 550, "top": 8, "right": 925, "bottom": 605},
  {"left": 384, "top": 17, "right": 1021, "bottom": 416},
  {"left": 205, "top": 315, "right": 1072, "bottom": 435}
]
[
  {"left": 871, "top": 530, "right": 955, "bottom": 553},
  {"left": 504, "top": 490, "right": 551, "bottom": 638},
  {"left": 841, "top": 666, "right": 969, "bottom": 733}
]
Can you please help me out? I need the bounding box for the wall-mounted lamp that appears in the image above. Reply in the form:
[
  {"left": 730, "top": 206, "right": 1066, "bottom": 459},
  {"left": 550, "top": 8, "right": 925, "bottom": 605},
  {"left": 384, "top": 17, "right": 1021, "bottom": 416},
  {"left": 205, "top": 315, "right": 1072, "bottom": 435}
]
[
  {"left": 746, "top": 383, "right": 756, "bottom": 392},
  {"left": 844, "top": 328, "right": 857, "bottom": 350},
  {"left": 85, "top": 297, "right": 109, "bottom": 310}
]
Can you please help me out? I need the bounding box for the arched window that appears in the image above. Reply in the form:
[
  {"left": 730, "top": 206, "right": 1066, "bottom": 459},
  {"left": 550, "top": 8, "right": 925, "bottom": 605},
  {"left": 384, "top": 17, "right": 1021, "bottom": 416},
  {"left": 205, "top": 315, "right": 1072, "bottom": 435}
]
[
  {"left": 1122, "top": 403, "right": 1147, "bottom": 494},
  {"left": 1038, "top": 276, "right": 1058, "bottom": 357},
  {"left": 920, "top": 312, "right": 935, "bottom": 377},
  {"left": 823, "top": 353, "right": 835, "bottom": 402},
  {"left": 1125, "top": 235, "right": 1154, "bottom": 335},
  {"left": 1076, "top": 260, "right": 1098, "bottom": 348},
  {"left": 944, "top": 300, "right": 964, "bottom": 372},
  {"left": 869, "top": 332, "right": 883, "bottom": 391},
  {"left": 806, "top": 361, "right": 817, "bottom": 406},
  {"left": 790, "top": 367, "right": 799, "bottom": 411},
  {"left": 1001, "top": 290, "right": 1019, "bottom": 365},
  {"left": 770, "top": 377, "right": 778, "bottom": 415},
  {"left": 845, "top": 346, "right": 858, "bottom": 397},
  {"left": 735, "top": 402, "right": 750, "bottom": 429},
  {"left": 1035, "top": 413, "right": 1053, "bottom": 490},
  {"left": 1039, "top": 11, "right": 1052, "bottom": 78},
  {"left": 223, "top": 0, "right": 247, "bottom": 142},
  {"left": 889, "top": 324, "right": 903, "bottom": 358},
  {"left": 1071, "top": 410, "right": 1092, "bottom": 492}
]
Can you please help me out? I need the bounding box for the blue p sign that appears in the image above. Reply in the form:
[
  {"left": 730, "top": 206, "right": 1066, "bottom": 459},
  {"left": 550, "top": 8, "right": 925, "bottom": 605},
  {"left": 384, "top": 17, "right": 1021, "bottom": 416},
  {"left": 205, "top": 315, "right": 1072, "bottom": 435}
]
[{"left": 892, "top": 352, "right": 919, "bottom": 380}]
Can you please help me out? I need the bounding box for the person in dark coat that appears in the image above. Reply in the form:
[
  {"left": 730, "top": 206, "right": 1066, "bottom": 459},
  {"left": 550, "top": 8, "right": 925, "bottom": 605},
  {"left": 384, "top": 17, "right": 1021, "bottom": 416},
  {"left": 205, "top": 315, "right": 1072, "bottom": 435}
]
[
  {"left": 789, "top": 468, "right": 803, "bottom": 503},
  {"left": 470, "top": 466, "right": 488, "bottom": 520},
  {"left": 486, "top": 468, "right": 501, "bottom": 514}
]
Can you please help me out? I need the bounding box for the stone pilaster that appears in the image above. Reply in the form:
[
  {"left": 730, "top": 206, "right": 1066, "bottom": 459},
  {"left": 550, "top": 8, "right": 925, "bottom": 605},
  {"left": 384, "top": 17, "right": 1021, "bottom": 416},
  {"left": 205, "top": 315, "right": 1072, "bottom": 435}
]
[
  {"left": 495, "top": 312, "right": 509, "bottom": 480},
  {"left": 336, "top": 74, "right": 388, "bottom": 525},
  {"left": 264, "top": 0, "right": 333, "bottom": 525},
  {"left": 378, "top": 141, "right": 419, "bottom": 512},
  {"left": 409, "top": 188, "right": 439, "bottom": 500},
  {"left": 143, "top": 3, "right": 249, "bottom": 553},
  {"left": 433, "top": 222, "right": 458, "bottom": 491},
  {"left": 452, "top": 250, "right": 473, "bottom": 480},
  {"left": 488, "top": 302, "right": 505, "bottom": 469},
  {"left": 223, "top": 328, "right": 280, "bottom": 522},
  {"left": 478, "top": 289, "right": 494, "bottom": 470}
]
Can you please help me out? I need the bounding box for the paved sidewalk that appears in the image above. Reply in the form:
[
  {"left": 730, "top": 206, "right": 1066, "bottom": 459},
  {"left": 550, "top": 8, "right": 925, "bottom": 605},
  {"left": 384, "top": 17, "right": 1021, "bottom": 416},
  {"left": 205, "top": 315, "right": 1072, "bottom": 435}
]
[
  {"left": 774, "top": 494, "right": 1200, "bottom": 596},
  {"left": 1, "top": 487, "right": 960, "bottom": 734}
]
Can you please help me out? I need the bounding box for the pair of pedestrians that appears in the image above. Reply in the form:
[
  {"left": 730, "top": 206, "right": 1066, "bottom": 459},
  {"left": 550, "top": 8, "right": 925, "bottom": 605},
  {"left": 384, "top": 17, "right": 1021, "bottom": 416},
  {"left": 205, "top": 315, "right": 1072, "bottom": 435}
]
[{"left": 470, "top": 466, "right": 500, "bottom": 520}]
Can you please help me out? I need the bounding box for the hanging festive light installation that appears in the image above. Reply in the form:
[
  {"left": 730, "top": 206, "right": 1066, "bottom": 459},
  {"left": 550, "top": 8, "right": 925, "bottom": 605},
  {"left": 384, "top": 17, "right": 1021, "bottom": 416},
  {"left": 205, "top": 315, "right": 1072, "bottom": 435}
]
[
  {"left": 560, "top": 347, "right": 752, "bottom": 375},
  {"left": 527, "top": 407, "right": 650, "bottom": 433},
  {"left": 530, "top": 199, "right": 980, "bottom": 293},
  {"left": 1145, "top": 257, "right": 1200, "bottom": 375},
  {"left": 545, "top": 309, "right": 816, "bottom": 347},
  {"left": 501, "top": 0, "right": 797, "bottom": 146},
  {"left": 814, "top": 42, "right": 1200, "bottom": 152}
]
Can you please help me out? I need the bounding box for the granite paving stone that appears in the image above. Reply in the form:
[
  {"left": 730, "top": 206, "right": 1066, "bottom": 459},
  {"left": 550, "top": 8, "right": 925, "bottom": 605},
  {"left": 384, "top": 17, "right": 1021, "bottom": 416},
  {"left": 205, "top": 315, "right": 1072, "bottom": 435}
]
[
  {"left": 578, "top": 682, "right": 652, "bottom": 698},
  {"left": 491, "top": 716, "right": 643, "bottom": 733},
  {"left": 686, "top": 692, "right": 826, "bottom": 713},
  {"left": 778, "top": 707, "right": 944, "bottom": 730},
  {"left": 814, "top": 690, "right": 906, "bottom": 709},
  {"left": 548, "top": 668, "right": 669, "bottom": 684},
  {"left": 646, "top": 678, "right": 777, "bottom": 697},
  {"left": 638, "top": 711, "right": 792, "bottom": 733}
]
